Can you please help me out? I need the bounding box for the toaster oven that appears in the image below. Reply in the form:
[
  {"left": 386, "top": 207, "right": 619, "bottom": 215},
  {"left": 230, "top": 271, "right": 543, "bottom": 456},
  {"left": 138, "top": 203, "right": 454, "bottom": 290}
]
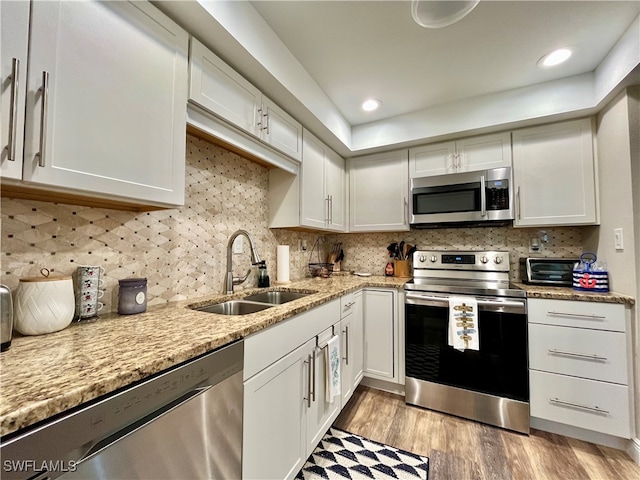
[{"left": 519, "top": 257, "right": 578, "bottom": 286}]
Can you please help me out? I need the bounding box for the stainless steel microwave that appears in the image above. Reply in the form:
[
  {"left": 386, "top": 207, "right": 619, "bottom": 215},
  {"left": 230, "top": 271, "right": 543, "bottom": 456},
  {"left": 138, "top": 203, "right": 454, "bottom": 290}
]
[{"left": 409, "top": 167, "right": 514, "bottom": 226}]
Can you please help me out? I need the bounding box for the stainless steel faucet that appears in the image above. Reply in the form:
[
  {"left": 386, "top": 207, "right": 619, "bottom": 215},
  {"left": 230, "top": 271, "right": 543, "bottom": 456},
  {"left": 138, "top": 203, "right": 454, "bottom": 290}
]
[{"left": 226, "top": 229, "right": 263, "bottom": 294}]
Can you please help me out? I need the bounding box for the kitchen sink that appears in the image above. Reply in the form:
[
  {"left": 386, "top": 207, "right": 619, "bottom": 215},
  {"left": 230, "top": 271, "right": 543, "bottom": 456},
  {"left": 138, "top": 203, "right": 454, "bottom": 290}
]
[
  {"left": 242, "top": 291, "right": 311, "bottom": 305},
  {"left": 193, "top": 300, "right": 273, "bottom": 315}
]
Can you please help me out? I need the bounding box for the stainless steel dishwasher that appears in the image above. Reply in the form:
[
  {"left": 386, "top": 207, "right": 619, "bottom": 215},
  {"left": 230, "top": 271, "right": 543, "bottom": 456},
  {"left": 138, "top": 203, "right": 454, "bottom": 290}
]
[{"left": 1, "top": 340, "right": 243, "bottom": 480}]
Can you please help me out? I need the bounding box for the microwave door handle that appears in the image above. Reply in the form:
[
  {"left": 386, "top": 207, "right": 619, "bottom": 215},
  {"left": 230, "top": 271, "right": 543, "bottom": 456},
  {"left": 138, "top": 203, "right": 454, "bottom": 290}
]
[{"left": 480, "top": 174, "right": 487, "bottom": 217}]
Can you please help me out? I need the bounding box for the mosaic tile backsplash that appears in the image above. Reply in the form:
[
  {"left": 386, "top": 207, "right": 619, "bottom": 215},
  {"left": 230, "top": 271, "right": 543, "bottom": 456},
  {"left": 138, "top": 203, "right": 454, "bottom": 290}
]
[{"left": 1, "top": 134, "right": 587, "bottom": 313}]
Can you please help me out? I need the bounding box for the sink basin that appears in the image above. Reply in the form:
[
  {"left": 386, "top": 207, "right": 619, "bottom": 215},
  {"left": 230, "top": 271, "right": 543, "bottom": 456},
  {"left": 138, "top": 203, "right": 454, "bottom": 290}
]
[
  {"left": 243, "top": 291, "right": 311, "bottom": 305},
  {"left": 193, "top": 300, "right": 273, "bottom": 315}
]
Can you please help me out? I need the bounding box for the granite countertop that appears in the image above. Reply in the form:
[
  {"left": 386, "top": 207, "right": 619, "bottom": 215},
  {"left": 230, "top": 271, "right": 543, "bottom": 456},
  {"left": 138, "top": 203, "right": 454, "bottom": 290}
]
[
  {"left": 1, "top": 275, "right": 634, "bottom": 438},
  {"left": 513, "top": 282, "right": 635, "bottom": 305},
  {"left": 0, "top": 275, "right": 405, "bottom": 437}
]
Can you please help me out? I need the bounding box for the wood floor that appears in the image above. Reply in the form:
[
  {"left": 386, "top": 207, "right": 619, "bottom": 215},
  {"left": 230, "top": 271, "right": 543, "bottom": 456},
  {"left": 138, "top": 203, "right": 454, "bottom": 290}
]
[{"left": 334, "top": 386, "right": 640, "bottom": 480}]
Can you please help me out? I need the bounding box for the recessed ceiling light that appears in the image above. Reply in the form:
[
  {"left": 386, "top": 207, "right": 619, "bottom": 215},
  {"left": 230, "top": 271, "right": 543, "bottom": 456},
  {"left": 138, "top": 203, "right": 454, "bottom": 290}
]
[
  {"left": 538, "top": 48, "right": 573, "bottom": 68},
  {"left": 362, "top": 98, "right": 381, "bottom": 112}
]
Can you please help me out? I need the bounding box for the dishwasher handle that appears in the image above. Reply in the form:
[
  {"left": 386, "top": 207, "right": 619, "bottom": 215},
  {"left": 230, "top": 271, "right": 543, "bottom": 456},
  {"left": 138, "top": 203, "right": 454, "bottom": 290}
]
[{"left": 76, "top": 385, "right": 213, "bottom": 465}]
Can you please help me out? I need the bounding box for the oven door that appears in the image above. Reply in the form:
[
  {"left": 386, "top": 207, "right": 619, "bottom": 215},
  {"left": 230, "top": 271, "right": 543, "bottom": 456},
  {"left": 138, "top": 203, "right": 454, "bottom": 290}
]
[{"left": 405, "top": 292, "right": 528, "bottom": 402}]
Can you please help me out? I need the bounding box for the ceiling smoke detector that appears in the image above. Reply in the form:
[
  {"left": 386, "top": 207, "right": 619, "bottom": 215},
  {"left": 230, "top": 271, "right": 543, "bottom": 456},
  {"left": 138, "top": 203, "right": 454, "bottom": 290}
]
[{"left": 411, "top": 0, "right": 480, "bottom": 29}]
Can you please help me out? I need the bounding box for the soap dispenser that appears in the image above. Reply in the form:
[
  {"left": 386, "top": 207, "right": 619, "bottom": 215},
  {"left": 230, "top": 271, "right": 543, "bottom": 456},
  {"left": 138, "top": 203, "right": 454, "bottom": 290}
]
[{"left": 257, "top": 262, "right": 270, "bottom": 288}]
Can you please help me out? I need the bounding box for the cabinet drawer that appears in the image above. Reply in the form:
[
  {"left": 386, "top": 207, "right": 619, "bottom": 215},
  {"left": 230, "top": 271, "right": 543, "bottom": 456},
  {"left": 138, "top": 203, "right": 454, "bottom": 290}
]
[
  {"left": 341, "top": 292, "right": 356, "bottom": 319},
  {"left": 244, "top": 299, "right": 340, "bottom": 380},
  {"left": 530, "top": 370, "right": 631, "bottom": 438},
  {"left": 528, "top": 323, "right": 627, "bottom": 384},
  {"left": 528, "top": 299, "right": 625, "bottom": 332}
]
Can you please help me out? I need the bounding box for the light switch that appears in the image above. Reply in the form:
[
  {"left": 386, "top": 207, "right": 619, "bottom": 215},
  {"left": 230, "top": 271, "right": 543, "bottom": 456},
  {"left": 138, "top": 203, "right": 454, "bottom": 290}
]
[{"left": 614, "top": 228, "right": 624, "bottom": 250}]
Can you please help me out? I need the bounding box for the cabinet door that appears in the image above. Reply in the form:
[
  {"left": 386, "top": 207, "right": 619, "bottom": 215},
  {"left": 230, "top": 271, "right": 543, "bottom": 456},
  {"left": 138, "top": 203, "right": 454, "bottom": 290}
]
[
  {"left": 189, "top": 37, "right": 261, "bottom": 137},
  {"left": 349, "top": 151, "right": 409, "bottom": 232},
  {"left": 262, "top": 96, "right": 303, "bottom": 162},
  {"left": 325, "top": 148, "right": 346, "bottom": 231},
  {"left": 23, "top": 1, "right": 188, "bottom": 206},
  {"left": 409, "top": 141, "right": 455, "bottom": 177},
  {"left": 363, "top": 289, "right": 396, "bottom": 381},
  {"left": 0, "top": 0, "right": 29, "bottom": 180},
  {"left": 512, "top": 118, "right": 597, "bottom": 226},
  {"left": 306, "top": 324, "right": 341, "bottom": 457},
  {"left": 341, "top": 291, "right": 363, "bottom": 407},
  {"left": 456, "top": 132, "right": 512, "bottom": 172},
  {"left": 300, "top": 131, "right": 327, "bottom": 229},
  {"left": 243, "top": 339, "right": 312, "bottom": 480}
]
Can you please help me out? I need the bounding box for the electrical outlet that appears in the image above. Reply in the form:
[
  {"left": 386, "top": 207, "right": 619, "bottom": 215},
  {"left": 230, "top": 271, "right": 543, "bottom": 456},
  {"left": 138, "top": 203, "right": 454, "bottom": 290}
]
[
  {"left": 299, "top": 239, "right": 307, "bottom": 251},
  {"left": 233, "top": 235, "right": 244, "bottom": 254},
  {"left": 614, "top": 228, "right": 624, "bottom": 250}
]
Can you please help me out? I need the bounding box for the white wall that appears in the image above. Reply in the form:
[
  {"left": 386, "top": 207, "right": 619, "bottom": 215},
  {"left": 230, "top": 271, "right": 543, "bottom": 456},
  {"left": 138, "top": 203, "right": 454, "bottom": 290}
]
[{"left": 587, "top": 87, "right": 640, "bottom": 451}]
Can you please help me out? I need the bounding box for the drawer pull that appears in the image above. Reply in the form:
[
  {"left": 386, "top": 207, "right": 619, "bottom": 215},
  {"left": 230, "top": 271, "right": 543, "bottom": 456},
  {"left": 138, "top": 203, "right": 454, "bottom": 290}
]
[
  {"left": 550, "top": 397, "right": 609, "bottom": 415},
  {"left": 344, "top": 301, "right": 355, "bottom": 308},
  {"left": 548, "top": 349, "right": 607, "bottom": 362},
  {"left": 547, "top": 311, "right": 606, "bottom": 320}
]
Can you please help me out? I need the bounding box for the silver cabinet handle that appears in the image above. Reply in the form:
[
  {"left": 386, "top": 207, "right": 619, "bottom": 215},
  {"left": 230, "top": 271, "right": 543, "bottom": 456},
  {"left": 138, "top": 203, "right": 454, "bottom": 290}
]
[
  {"left": 550, "top": 397, "right": 609, "bottom": 415},
  {"left": 311, "top": 349, "right": 316, "bottom": 402},
  {"left": 344, "top": 301, "right": 355, "bottom": 308},
  {"left": 325, "top": 196, "right": 330, "bottom": 224},
  {"left": 547, "top": 311, "right": 606, "bottom": 320},
  {"left": 480, "top": 174, "right": 487, "bottom": 217},
  {"left": 8, "top": 58, "right": 20, "bottom": 161},
  {"left": 516, "top": 186, "right": 521, "bottom": 220},
  {"left": 548, "top": 348, "right": 608, "bottom": 362},
  {"left": 304, "top": 355, "right": 312, "bottom": 408},
  {"left": 263, "top": 108, "right": 270, "bottom": 134},
  {"left": 329, "top": 195, "right": 333, "bottom": 224},
  {"left": 343, "top": 326, "right": 349, "bottom": 365},
  {"left": 404, "top": 196, "right": 408, "bottom": 225},
  {"left": 37, "top": 71, "right": 49, "bottom": 167}
]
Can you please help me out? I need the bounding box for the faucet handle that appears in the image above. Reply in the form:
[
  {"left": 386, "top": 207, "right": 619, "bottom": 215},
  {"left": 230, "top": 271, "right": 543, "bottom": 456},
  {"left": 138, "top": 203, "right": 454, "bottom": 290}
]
[{"left": 233, "top": 269, "right": 251, "bottom": 286}]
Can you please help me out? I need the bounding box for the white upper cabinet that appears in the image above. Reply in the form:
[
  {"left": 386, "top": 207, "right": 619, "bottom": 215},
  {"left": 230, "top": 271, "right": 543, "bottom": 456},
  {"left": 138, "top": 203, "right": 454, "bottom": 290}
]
[
  {"left": 189, "top": 38, "right": 261, "bottom": 137},
  {"left": 269, "top": 129, "right": 345, "bottom": 232},
  {"left": 512, "top": 118, "right": 598, "bottom": 227},
  {"left": 3, "top": 1, "right": 188, "bottom": 208},
  {"left": 0, "top": 0, "right": 29, "bottom": 181},
  {"left": 409, "top": 132, "right": 512, "bottom": 177},
  {"left": 189, "top": 38, "right": 302, "bottom": 162},
  {"left": 349, "top": 150, "right": 409, "bottom": 232}
]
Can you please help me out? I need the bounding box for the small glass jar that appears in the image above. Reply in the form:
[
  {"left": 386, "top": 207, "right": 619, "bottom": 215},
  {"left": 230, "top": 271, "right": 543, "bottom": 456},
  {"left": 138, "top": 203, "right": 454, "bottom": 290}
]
[{"left": 118, "top": 278, "right": 147, "bottom": 315}]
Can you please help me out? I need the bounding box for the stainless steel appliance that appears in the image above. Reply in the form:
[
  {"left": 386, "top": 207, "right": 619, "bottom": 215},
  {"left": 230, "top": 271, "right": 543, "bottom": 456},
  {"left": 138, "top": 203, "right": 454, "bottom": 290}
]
[
  {"left": 404, "top": 250, "right": 529, "bottom": 434},
  {"left": 1, "top": 340, "right": 243, "bottom": 480},
  {"left": 1, "top": 284, "right": 13, "bottom": 351},
  {"left": 410, "top": 167, "right": 514, "bottom": 227},
  {"left": 520, "top": 257, "right": 578, "bottom": 286}
]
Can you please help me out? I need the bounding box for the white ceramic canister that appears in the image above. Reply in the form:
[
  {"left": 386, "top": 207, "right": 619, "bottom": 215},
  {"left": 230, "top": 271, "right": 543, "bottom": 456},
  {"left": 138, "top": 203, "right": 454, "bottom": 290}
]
[{"left": 14, "top": 269, "right": 75, "bottom": 335}]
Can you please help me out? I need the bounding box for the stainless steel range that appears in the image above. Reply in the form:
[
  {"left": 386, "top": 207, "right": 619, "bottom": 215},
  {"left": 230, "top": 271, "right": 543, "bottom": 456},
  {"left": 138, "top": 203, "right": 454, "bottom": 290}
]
[{"left": 404, "top": 250, "right": 529, "bottom": 434}]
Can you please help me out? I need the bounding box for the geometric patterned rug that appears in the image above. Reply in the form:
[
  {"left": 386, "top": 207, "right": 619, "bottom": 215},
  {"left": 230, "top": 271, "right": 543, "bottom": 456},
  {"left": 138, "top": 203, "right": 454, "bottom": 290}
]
[{"left": 295, "top": 427, "right": 429, "bottom": 480}]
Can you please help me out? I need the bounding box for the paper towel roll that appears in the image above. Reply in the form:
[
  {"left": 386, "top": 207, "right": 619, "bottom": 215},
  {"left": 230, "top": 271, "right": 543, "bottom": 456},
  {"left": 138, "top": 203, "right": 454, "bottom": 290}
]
[{"left": 276, "top": 245, "right": 290, "bottom": 283}]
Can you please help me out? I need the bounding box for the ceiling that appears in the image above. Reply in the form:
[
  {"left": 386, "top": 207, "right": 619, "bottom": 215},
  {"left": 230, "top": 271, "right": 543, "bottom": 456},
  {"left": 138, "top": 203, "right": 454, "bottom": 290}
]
[{"left": 250, "top": 0, "right": 640, "bottom": 126}]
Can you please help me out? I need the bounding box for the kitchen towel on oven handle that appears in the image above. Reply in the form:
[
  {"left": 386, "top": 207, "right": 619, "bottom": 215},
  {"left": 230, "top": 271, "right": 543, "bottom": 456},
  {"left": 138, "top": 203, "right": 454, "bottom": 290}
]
[
  {"left": 325, "top": 335, "right": 341, "bottom": 403},
  {"left": 448, "top": 296, "right": 479, "bottom": 351}
]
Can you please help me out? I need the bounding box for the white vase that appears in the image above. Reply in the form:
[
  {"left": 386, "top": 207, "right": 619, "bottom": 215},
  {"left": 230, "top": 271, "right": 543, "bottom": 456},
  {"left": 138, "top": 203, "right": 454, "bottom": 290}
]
[{"left": 14, "top": 275, "right": 75, "bottom": 335}]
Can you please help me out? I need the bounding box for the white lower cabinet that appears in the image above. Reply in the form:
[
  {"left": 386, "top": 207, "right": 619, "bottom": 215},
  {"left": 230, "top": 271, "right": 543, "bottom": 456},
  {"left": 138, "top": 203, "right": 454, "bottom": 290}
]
[
  {"left": 243, "top": 339, "right": 311, "bottom": 480},
  {"left": 363, "top": 288, "right": 399, "bottom": 383},
  {"left": 528, "top": 298, "right": 631, "bottom": 438},
  {"left": 306, "top": 323, "right": 342, "bottom": 455},
  {"left": 243, "top": 300, "right": 342, "bottom": 480},
  {"left": 341, "top": 291, "right": 364, "bottom": 407}
]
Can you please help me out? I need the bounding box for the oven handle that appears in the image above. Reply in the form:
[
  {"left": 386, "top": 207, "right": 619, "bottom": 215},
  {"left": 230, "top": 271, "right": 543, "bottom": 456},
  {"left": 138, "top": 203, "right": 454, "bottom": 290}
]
[{"left": 405, "top": 292, "right": 526, "bottom": 313}]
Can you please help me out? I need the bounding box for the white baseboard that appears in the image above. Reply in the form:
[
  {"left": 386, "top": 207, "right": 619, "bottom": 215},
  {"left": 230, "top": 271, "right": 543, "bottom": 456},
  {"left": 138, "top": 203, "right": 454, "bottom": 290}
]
[
  {"left": 361, "top": 376, "right": 405, "bottom": 396},
  {"left": 531, "top": 417, "right": 633, "bottom": 452},
  {"left": 628, "top": 437, "right": 640, "bottom": 465}
]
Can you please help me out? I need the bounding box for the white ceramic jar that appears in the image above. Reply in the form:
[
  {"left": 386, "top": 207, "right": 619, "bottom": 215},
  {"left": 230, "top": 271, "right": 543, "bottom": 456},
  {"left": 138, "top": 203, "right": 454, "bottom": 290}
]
[{"left": 14, "top": 270, "right": 75, "bottom": 335}]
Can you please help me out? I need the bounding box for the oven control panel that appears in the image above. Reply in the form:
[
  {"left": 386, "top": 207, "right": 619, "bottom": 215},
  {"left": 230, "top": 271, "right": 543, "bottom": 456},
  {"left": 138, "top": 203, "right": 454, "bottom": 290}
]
[{"left": 414, "top": 250, "right": 510, "bottom": 272}]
